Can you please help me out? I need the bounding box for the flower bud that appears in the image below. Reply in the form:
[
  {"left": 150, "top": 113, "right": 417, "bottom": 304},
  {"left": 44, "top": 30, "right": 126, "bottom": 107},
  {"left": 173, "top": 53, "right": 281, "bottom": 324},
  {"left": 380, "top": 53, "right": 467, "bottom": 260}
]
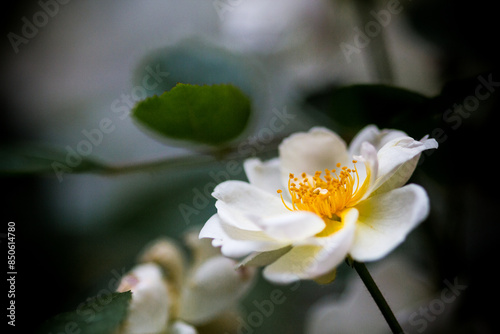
[{"left": 116, "top": 263, "right": 170, "bottom": 334}]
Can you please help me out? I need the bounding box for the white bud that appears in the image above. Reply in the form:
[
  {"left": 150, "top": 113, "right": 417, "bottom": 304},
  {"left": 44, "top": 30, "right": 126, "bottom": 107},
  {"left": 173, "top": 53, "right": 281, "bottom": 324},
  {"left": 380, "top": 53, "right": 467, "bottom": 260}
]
[{"left": 117, "top": 263, "right": 169, "bottom": 334}]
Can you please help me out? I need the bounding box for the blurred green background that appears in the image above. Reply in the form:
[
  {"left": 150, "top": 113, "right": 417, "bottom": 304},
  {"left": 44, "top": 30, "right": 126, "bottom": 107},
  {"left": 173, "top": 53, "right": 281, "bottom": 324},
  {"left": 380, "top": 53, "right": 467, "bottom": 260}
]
[{"left": 1, "top": 0, "right": 499, "bottom": 333}]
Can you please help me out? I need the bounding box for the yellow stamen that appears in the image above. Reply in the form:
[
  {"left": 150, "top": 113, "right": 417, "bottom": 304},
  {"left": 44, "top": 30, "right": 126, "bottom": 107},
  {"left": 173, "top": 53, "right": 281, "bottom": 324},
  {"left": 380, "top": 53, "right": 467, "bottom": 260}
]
[
  {"left": 277, "top": 189, "right": 293, "bottom": 211},
  {"left": 277, "top": 161, "right": 361, "bottom": 219}
]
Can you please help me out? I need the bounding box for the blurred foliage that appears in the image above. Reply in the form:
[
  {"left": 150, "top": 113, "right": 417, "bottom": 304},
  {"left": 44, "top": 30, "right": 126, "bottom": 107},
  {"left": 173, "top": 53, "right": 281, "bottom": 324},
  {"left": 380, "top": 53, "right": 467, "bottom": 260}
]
[
  {"left": 2, "top": 0, "right": 500, "bottom": 333},
  {"left": 132, "top": 40, "right": 260, "bottom": 99},
  {"left": 303, "top": 84, "right": 430, "bottom": 136},
  {"left": 36, "top": 292, "right": 131, "bottom": 334}
]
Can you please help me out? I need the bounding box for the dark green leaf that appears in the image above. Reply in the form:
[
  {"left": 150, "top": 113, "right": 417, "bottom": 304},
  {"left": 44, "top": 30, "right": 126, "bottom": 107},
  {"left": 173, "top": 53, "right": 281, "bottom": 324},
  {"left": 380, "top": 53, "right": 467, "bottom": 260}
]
[
  {"left": 304, "top": 84, "right": 431, "bottom": 135},
  {"left": 132, "top": 83, "right": 251, "bottom": 145},
  {"left": 37, "top": 291, "right": 131, "bottom": 334}
]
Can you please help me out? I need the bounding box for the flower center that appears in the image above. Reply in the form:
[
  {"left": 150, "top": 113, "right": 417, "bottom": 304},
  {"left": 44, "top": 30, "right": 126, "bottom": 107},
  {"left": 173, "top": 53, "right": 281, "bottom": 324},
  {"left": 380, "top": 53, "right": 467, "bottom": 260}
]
[{"left": 277, "top": 161, "right": 360, "bottom": 219}]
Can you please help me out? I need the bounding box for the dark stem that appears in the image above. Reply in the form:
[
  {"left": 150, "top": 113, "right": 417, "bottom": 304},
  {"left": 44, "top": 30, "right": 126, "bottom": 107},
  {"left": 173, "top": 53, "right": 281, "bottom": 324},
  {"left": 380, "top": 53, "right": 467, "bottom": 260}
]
[
  {"left": 102, "top": 154, "right": 216, "bottom": 176},
  {"left": 353, "top": 261, "right": 404, "bottom": 334}
]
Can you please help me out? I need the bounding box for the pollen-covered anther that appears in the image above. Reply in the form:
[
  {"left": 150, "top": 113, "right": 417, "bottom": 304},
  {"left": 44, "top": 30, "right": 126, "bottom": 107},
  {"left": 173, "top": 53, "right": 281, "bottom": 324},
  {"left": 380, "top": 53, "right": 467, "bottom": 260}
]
[
  {"left": 313, "top": 188, "right": 328, "bottom": 195},
  {"left": 277, "top": 161, "right": 361, "bottom": 218}
]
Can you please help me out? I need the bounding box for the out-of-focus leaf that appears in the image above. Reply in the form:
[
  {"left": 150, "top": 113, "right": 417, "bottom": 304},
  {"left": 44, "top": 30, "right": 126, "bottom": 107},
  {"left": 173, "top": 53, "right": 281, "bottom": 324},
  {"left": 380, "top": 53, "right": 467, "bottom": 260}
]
[
  {"left": 304, "top": 84, "right": 431, "bottom": 135},
  {"left": 133, "top": 40, "right": 258, "bottom": 98},
  {"left": 132, "top": 83, "right": 251, "bottom": 145},
  {"left": 37, "top": 291, "right": 131, "bottom": 334}
]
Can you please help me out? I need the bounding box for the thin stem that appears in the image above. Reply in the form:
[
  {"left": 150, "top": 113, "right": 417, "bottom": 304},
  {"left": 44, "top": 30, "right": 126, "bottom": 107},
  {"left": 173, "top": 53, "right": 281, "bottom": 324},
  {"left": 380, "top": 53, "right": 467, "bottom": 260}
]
[
  {"left": 101, "top": 154, "right": 217, "bottom": 176},
  {"left": 94, "top": 134, "right": 287, "bottom": 176},
  {"left": 352, "top": 261, "right": 404, "bottom": 334}
]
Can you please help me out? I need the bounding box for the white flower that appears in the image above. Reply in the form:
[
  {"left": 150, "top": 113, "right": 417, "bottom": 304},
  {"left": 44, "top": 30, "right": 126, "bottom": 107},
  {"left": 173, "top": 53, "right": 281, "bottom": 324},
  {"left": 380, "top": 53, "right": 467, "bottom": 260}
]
[
  {"left": 200, "top": 125, "right": 438, "bottom": 284},
  {"left": 116, "top": 230, "right": 256, "bottom": 334}
]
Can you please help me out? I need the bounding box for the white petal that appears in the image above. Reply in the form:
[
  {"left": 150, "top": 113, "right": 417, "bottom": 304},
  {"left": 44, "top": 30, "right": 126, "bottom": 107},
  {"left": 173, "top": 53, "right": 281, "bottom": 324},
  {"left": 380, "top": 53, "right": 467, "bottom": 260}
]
[
  {"left": 185, "top": 227, "right": 221, "bottom": 268},
  {"left": 263, "top": 245, "right": 325, "bottom": 284},
  {"left": 117, "top": 263, "right": 169, "bottom": 334},
  {"left": 213, "top": 180, "right": 287, "bottom": 231},
  {"left": 349, "top": 124, "right": 407, "bottom": 156},
  {"left": 135, "top": 238, "right": 186, "bottom": 298},
  {"left": 169, "top": 321, "right": 199, "bottom": 334},
  {"left": 349, "top": 184, "right": 430, "bottom": 262},
  {"left": 199, "top": 214, "right": 228, "bottom": 241},
  {"left": 211, "top": 180, "right": 300, "bottom": 255},
  {"left": 243, "top": 157, "right": 283, "bottom": 194},
  {"left": 238, "top": 246, "right": 292, "bottom": 267},
  {"left": 252, "top": 211, "right": 325, "bottom": 242},
  {"left": 351, "top": 142, "right": 379, "bottom": 204},
  {"left": 200, "top": 214, "right": 283, "bottom": 258},
  {"left": 262, "top": 208, "right": 358, "bottom": 283},
  {"left": 279, "top": 127, "right": 350, "bottom": 188},
  {"left": 371, "top": 136, "right": 438, "bottom": 195},
  {"left": 179, "top": 256, "right": 255, "bottom": 325}
]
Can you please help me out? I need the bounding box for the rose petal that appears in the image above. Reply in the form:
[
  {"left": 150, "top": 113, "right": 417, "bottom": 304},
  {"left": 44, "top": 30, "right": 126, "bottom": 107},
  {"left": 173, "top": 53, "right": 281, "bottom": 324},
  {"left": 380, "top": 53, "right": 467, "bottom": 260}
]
[
  {"left": 349, "top": 184, "right": 430, "bottom": 262},
  {"left": 200, "top": 214, "right": 284, "bottom": 258},
  {"left": 185, "top": 227, "right": 221, "bottom": 268},
  {"left": 351, "top": 142, "right": 379, "bottom": 204},
  {"left": 279, "top": 127, "right": 350, "bottom": 188},
  {"left": 370, "top": 136, "right": 438, "bottom": 195},
  {"left": 262, "top": 208, "right": 358, "bottom": 283},
  {"left": 349, "top": 124, "right": 407, "bottom": 156},
  {"left": 251, "top": 210, "right": 325, "bottom": 242},
  {"left": 213, "top": 181, "right": 287, "bottom": 231},
  {"left": 244, "top": 157, "right": 283, "bottom": 194}
]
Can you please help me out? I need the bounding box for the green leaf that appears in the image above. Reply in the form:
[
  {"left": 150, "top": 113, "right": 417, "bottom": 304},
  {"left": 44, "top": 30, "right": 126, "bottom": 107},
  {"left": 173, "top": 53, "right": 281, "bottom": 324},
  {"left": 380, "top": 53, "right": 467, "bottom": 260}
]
[
  {"left": 37, "top": 291, "right": 132, "bottom": 334},
  {"left": 132, "top": 83, "right": 251, "bottom": 145}
]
